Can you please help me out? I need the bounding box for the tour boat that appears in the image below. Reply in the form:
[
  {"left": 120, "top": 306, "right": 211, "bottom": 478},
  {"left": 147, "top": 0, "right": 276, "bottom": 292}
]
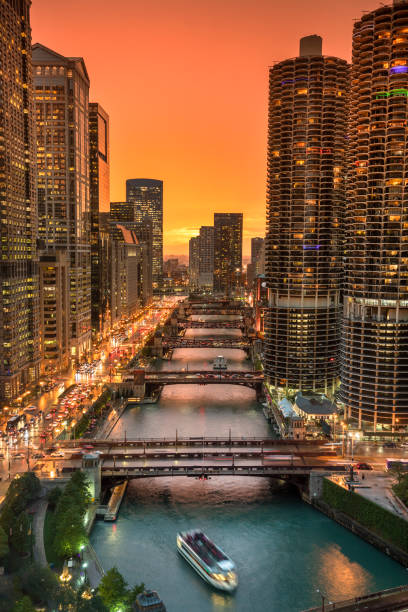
[
  {"left": 177, "top": 529, "right": 238, "bottom": 592},
  {"left": 213, "top": 356, "right": 227, "bottom": 370}
]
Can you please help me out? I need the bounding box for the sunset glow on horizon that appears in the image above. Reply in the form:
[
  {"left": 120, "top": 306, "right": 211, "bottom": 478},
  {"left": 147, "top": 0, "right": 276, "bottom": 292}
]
[{"left": 31, "top": 0, "right": 384, "bottom": 256}]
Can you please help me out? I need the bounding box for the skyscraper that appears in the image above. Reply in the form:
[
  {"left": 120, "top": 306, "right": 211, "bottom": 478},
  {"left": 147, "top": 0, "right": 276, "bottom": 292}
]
[
  {"left": 341, "top": 0, "right": 408, "bottom": 427},
  {"left": 251, "top": 237, "right": 265, "bottom": 278},
  {"left": 264, "top": 36, "right": 349, "bottom": 394},
  {"left": 0, "top": 0, "right": 40, "bottom": 401},
  {"left": 126, "top": 179, "right": 163, "bottom": 291},
  {"left": 89, "top": 103, "right": 110, "bottom": 338},
  {"left": 199, "top": 226, "right": 214, "bottom": 290},
  {"left": 110, "top": 202, "right": 153, "bottom": 304},
  {"left": 213, "top": 213, "right": 243, "bottom": 294},
  {"left": 33, "top": 44, "right": 92, "bottom": 364},
  {"left": 189, "top": 236, "right": 200, "bottom": 292}
]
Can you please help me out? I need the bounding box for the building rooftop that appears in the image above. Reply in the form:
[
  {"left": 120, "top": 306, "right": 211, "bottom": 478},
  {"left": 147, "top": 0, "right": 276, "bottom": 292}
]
[{"left": 295, "top": 392, "right": 336, "bottom": 416}]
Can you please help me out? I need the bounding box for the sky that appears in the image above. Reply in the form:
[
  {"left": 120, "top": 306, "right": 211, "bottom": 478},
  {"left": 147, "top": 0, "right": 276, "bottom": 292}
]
[{"left": 31, "top": 0, "right": 385, "bottom": 257}]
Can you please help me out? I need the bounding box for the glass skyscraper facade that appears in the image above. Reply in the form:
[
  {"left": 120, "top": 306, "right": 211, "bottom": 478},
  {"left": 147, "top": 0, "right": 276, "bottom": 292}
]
[
  {"left": 0, "top": 0, "right": 40, "bottom": 401},
  {"left": 213, "top": 213, "right": 243, "bottom": 294},
  {"left": 89, "top": 102, "right": 110, "bottom": 337},
  {"left": 33, "top": 44, "right": 92, "bottom": 363},
  {"left": 126, "top": 178, "right": 163, "bottom": 291}
]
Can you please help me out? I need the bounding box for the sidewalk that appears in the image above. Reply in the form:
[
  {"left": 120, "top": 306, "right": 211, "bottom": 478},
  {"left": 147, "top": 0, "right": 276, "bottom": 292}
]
[
  {"left": 83, "top": 542, "right": 105, "bottom": 589},
  {"left": 92, "top": 399, "right": 127, "bottom": 440},
  {"left": 30, "top": 497, "right": 48, "bottom": 567},
  {"left": 353, "top": 471, "right": 408, "bottom": 520}
]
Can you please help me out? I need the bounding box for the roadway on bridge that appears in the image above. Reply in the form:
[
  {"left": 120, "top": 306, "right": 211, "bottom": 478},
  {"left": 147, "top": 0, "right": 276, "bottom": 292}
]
[{"left": 144, "top": 371, "right": 263, "bottom": 384}]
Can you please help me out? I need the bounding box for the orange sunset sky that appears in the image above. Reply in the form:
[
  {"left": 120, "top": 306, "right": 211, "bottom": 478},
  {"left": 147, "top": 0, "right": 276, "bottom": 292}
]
[{"left": 32, "top": 0, "right": 384, "bottom": 257}]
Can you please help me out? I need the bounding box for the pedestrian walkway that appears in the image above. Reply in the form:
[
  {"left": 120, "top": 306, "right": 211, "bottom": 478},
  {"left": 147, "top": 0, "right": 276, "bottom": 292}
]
[
  {"left": 354, "top": 471, "right": 408, "bottom": 520},
  {"left": 83, "top": 542, "right": 105, "bottom": 589},
  {"left": 31, "top": 498, "right": 48, "bottom": 567},
  {"left": 93, "top": 399, "right": 127, "bottom": 440}
]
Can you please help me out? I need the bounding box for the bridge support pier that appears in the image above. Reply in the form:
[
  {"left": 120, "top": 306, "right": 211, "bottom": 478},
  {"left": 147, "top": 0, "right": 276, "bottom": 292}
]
[
  {"left": 82, "top": 453, "right": 102, "bottom": 503},
  {"left": 308, "top": 472, "right": 327, "bottom": 504},
  {"left": 153, "top": 334, "right": 164, "bottom": 358}
]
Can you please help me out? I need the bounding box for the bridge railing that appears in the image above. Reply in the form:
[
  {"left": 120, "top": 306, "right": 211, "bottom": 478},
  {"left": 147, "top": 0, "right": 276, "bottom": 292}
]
[
  {"left": 101, "top": 464, "right": 348, "bottom": 476},
  {"left": 59, "top": 436, "right": 325, "bottom": 446},
  {"left": 303, "top": 583, "right": 408, "bottom": 612}
]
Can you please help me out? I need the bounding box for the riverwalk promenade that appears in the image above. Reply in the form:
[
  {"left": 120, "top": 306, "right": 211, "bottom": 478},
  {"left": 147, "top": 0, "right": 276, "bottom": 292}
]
[{"left": 304, "top": 583, "right": 408, "bottom": 612}]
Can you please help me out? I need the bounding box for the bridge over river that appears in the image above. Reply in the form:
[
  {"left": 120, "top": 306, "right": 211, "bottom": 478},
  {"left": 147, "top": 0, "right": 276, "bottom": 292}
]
[
  {"left": 52, "top": 437, "right": 347, "bottom": 492},
  {"left": 48, "top": 437, "right": 347, "bottom": 490},
  {"left": 144, "top": 370, "right": 263, "bottom": 389},
  {"left": 178, "top": 320, "right": 244, "bottom": 329},
  {"left": 162, "top": 338, "right": 250, "bottom": 349}
]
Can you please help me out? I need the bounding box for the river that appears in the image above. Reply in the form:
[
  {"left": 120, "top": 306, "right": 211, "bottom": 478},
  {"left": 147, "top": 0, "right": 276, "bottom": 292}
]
[{"left": 91, "top": 316, "right": 407, "bottom": 612}]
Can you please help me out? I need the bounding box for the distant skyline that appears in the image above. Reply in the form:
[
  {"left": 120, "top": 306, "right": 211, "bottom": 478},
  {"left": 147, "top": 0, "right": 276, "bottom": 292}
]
[{"left": 32, "top": 0, "right": 384, "bottom": 256}]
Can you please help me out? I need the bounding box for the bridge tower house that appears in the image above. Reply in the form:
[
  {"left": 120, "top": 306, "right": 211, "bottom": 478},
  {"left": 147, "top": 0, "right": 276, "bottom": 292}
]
[
  {"left": 153, "top": 332, "right": 164, "bottom": 358},
  {"left": 81, "top": 453, "right": 101, "bottom": 502}
]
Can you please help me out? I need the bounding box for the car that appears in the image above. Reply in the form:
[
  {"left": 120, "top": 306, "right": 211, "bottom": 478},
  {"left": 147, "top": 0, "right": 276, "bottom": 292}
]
[
  {"left": 34, "top": 453, "right": 44, "bottom": 459},
  {"left": 354, "top": 462, "right": 372, "bottom": 470},
  {"left": 383, "top": 442, "right": 397, "bottom": 448}
]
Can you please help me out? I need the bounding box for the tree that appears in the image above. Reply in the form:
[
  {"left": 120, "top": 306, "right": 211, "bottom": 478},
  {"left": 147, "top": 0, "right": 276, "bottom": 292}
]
[
  {"left": 20, "top": 564, "right": 59, "bottom": 605},
  {"left": 98, "top": 567, "right": 129, "bottom": 611},
  {"left": 53, "top": 584, "right": 77, "bottom": 609},
  {"left": 76, "top": 591, "right": 108, "bottom": 612},
  {"left": 127, "top": 582, "right": 145, "bottom": 607},
  {"left": 0, "top": 525, "right": 9, "bottom": 564},
  {"left": 47, "top": 486, "right": 62, "bottom": 509},
  {"left": 10, "top": 512, "right": 31, "bottom": 556},
  {"left": 0, "top": 472, "right": 40, "bottom": 533},
  {"left": 12, "top": 596, "right": 36, "bottom": 612},
  {"left": 53, "top": 505, "right": 88, "bottom": 559}
]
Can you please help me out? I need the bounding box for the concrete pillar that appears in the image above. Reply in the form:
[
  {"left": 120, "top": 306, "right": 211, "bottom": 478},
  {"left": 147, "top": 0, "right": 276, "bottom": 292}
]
[{"left": 309, "top": 472, "right": 326, "bottom": 501}]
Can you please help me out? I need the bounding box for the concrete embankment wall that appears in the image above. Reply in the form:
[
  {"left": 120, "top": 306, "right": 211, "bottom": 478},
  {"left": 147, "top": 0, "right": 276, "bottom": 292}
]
[{"left": 311, "top": 478, "right": 408, "bottom": 567}]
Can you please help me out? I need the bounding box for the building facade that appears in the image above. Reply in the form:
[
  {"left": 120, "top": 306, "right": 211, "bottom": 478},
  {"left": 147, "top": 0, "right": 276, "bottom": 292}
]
[
  {"left": 251, "top": 237, "right": 265, "bottom": 278},
  {"left": 110, "top": 202, "right": 153, "bottom": 305},
  {"left": 340, "top": 0, "right": 408, "bottom": 427},
  {"left": 189, "top": 236, "right": 200, "bottom": 292},
  {"left": 264, "top": 36, "right": 349, "bottom": 394},
  {"left": 39, "top": 251, "right": 69, "bottom": 374},
  {"left": 33, "top": 44, "right": 92, "bottom": 365},
  {"left": 110, "top": 225, "right": 145, "bottom": 325},
  {"left": 0, "top": 0, "right": 40, "bottom": 401},
  {"left": 89, "top": 103, "right": 110, "bottom": 338},
  {"left": 126, "top": 179, "right": 163, "bottom": 291},
  {"left": 213, "top": 213, "right": 243, "bottom": 294},
  {"left": 199, "top": 225, "right": 214, "bottom": 290}
]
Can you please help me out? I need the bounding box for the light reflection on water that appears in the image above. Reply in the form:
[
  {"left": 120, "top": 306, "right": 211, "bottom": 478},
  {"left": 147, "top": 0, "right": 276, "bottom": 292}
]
[
  {"left": 92, "top": 477, "right": 406, "bottom": 612},
  {"left": 92, "top": 320, "right": 408, "bottom": 611}
]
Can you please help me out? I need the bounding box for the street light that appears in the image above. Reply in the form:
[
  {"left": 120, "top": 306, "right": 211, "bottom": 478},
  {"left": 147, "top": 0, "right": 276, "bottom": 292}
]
[
  {"left": 351, "top": 432, "right": 360, "bottom": 462},
  {"left": 316, "top": 589, "right": 332, "bottom": 612}
]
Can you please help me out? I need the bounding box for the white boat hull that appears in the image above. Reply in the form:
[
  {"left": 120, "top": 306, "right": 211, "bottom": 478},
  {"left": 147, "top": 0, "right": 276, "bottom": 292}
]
[{"left": 177, "top": 543, "right": 237, "bottom": 592}]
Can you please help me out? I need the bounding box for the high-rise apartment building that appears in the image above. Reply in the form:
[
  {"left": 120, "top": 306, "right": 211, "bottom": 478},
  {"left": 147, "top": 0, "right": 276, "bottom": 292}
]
[
  {"left": 189, "top": 236, "right": 200, "bottom": 292},
  {"left": 89, "top": 103, "right": 110, "bottom": 338},
  {"left": 251, "top": 237, "right": 265, "bottom": 278},
  {"left": 341, "top": 0, "right": 408, "bottom": 427},
  {"left": 110, "top": 202, "right": 153, "bottom": 305},
  {"left": 39, "top": 251, "right": 69, "bottom": 374},
  {"left": 33, "top": 44, "right": 92, "bottom": 364},
  {"left": 0, "top": 0, "right": 40, "bottom": 401},
  {"left": 126, "top": 179, "right": 163, "bottom": 291},
  {"left": 213, "top": 213, "right": 243, "bottom": 294},
  {"left": 264, "top": 36, "right": 349, "bottom": 394},
  {"left": 199, "top": 226, "right": 214, "bottom": 290}
]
